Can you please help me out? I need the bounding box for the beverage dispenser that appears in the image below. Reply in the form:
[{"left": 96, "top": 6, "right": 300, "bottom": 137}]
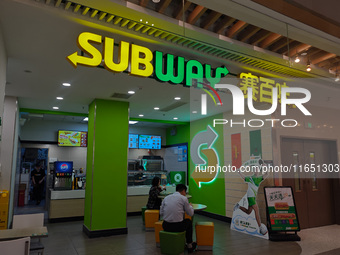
[{"left": 53, "top": 161, "right": 73, "bottom": 190}]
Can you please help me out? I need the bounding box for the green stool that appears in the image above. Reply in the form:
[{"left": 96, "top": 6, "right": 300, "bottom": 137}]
[
  {"left": 159, "top": 231, "right": 186, "bottom": 255},
  {"left": 141, "top": 206, "right": 147, "bottom": 224}
]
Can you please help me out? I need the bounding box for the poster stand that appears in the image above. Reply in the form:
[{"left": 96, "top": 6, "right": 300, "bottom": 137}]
[{"left": 264, "top": 186, "right": 301, "bottom": 242}]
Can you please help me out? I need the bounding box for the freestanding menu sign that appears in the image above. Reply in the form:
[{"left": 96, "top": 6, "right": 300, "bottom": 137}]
[{"left": 264, "top": 186, "right": 300, "bottom": 241}]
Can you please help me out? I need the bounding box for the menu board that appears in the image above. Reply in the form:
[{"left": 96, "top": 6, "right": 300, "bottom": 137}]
[
  {"left": 58, "top": 130, "right": 87, "bottom": 147},
  {"left": 139, "top": 135, "right": 161, "bottom": 149},
  {"left": 128, "top": 134, "right": 139, "bottom": 149},
  {"left": 264, "top": 187, "right": 300, "bottom": 232}
]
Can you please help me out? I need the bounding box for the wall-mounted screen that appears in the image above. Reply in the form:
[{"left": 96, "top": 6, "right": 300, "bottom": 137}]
[
  {"left": 58, "top": 130, "right": 87, "bottom": 147},
  {"left": 128, "top": 134, "right": 139, "bottom": 149},
  {"left": 139, "top": 135, "right": 161, "bottom": 149},
  {"left": 54, "top": 161, "right": 73, "bottom": 176}
]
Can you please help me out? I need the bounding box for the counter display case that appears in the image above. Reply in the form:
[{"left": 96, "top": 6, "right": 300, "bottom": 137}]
[
  {"left": 128, "top": 171, "right": 167, "bottom": 186},
  {"left": 127, "top": 170, "right": 167, "bottom": 213}
]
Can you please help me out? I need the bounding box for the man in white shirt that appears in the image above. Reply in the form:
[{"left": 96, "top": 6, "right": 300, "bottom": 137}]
[{"left": 160, "top": 184, "right": 196, "bottom": 253}]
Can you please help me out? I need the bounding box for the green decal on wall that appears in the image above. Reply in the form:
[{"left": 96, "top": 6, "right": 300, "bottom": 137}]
[
  {"left": 249, "top": 130, "right": 262, "bottom": 157},
  {"left": 189, "top": 114, "right": 225, "bottom": 216}
]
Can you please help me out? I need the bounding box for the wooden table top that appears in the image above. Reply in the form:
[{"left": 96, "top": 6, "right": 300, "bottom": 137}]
[{"left": 0, "top": 227, "right": 48, "bottom": 240}]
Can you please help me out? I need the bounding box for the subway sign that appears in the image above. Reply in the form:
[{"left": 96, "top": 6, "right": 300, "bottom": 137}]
[{"left": 67, "top": 32, "right": 229, "bottom": 87}]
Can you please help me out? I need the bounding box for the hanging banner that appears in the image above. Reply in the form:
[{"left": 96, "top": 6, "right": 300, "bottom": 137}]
[
  {"left": 249, "top": 130, "right": 262, "bottom": 157},
  {"left": 231, "top": 133, "right": 242, "bottom": 168},
  {"left": 264, "top": 186, "right": 300, "bottom": 232}
]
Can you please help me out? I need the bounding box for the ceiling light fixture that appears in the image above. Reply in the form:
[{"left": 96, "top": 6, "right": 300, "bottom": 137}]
[
  {"left": 128, "top": 91, "right": 135, "bottom": 94},
  {"left": 83, "top": 117, "right": 88, "bottom": 121},
  {"left": 152, "top": 0, "right": 160, "bottom": 3},
  {"left": 154, "top": 107, "right": 160, "bottom": 110},
  {"left": 56, "top": 97, "right": 63, "bottom": 100},
  {"left": 53, "top": 106, "right": 59, "bottom": 110},
  {"left": 62, "top": 82, "right": 71, "bottom": 87},
  {"left": 294, "top": 56, "right": 300, "bottom": 63},
  {"left": 174, "top": 97, "right": 181, "bottom": 100},
  {"left": 192, "top": 111, "right": 197, "bottom": 114},
  {"left": 173, "top": 117, "right": 178, "bottom": 120},
  {"left": 139, "top": 114, "right": 144, "bottom": 117},
  {"left": 306, "top": 59, "right": 311, "bottom": 72},
  {"left": 129, "top": 121, "right": 138, "bottom": 124}
]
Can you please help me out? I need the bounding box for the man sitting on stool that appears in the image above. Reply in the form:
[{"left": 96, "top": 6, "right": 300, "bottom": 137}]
[{"left": 160, "top": 184, "right": 196, "bottom": 253}]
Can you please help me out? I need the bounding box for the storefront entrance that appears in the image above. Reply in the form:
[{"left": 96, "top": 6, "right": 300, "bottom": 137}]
[{"left": 281, "top": 138, "right": 337, "bottom": 229}]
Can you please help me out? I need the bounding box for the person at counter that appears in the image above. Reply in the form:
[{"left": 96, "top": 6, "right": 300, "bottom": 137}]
[
  {"left": 134, "top": 166, "right": 146, "bottom": 184},
  {"left": 31, "top": 163, "right": 46, "bottom": 205},
  {"left": 146, "top": 177, "right": 165, "bottom": 209},
  {"left": 160, "top": 184, "right": 196, "bottom": 253}
]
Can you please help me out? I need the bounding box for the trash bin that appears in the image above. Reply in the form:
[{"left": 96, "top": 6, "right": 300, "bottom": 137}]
[
  {"left": 18, "top": 184, "right": 26, "bottom": 207},
  {"left": 18, "top": 190, "right": 25, "bottom": 207},
  {"left": 0, "top": 190, "right": 9, "bottom": 229}
]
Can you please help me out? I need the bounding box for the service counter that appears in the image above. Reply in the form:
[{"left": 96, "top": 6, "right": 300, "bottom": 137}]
[
  {"left": 127, "top": 185, "right": 176, "bottom": 213},
  {"left": 48, "top": 189, "right": 85, "bottom": 221}
]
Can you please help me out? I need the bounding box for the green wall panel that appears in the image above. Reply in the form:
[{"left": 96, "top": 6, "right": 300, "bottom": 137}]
[
  {"left": 166, "top": 124, "right": 190, "bottom": 146},
  {"left": 189, "top": 114, "right": 225, "bottom": 216},
  {"left": 249, "top": 130, "right": 262, "bottom": 157},
  {"left": 84, "top": 99, "right": 129, "bottom": 231}
]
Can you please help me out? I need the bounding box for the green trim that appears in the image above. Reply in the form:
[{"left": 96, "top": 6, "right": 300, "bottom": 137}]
[
  {"left": 19, "top": 109, "right": 188, "bottom": 124},
  {"left": 20, "top": 108, "right": 88, "bottom": 117},
  {"left": 130, "top": 118, "right": 188, "bottom": 125}
]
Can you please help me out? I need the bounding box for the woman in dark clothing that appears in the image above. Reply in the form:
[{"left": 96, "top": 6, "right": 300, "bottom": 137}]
[{"left": 146, "top": 177, "right": 165, "bottom": 209}]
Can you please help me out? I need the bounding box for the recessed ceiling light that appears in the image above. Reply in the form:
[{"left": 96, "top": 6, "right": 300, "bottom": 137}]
[
  {"left": 301, "top": 52, "right": 307, "bottom": 56},
  {"left": 56, "top": 97, "right": 63, "bottom": 100},
  {"left": 140, "top": 19, "right": 142, "bottom": 22},
  {"left": 62, "top": 83, "right": 71, "bottom": 87},
  {"left": 152, "top": 24, "right": 154, "bottom": 26},
  {"left": 174, "top": 97, "right": 181, "bottom": 100},
  {"left": 152, "top": 0, "right": 160, "bottom": 3},
  {"left": 173, "top": 117, "right": 178, "bottom": 120},
  {"left": 129, "top": 121, "right": 138, "bottom": 124},
  {"left": 128, "top": 91, "right": 135, "bottom": 94},
  {"left": 192, "top": 111, "right": 197, "bottom": 114},
  {"left": 83, "top": 117, "right": 88, "bottom": 121},
  {"left": 139, "top": 114, "right": 144, "bottom": 117},
  {"left": 154, "top": 107, "right": 160, "bottom": 110},
  {"left": 53, "top": 107, "right": 59, "bottom": 110}
]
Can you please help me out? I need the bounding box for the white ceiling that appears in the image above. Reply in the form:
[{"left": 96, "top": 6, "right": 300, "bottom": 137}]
[{"left": 1, "top": 0, "right": 340, "bottom": 125}]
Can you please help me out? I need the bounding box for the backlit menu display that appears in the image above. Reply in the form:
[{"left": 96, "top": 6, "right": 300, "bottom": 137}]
[
  {"left": 58, "top": 130, "right": 87, "bottom": 147},
  {"left": 139, "top": 135, "right": 161, "bottom": 149},
  {"left": 128, "top": 134, "right": 139, "bottom": 149}
]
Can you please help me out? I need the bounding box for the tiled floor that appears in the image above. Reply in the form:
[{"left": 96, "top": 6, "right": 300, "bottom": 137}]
[{"left": 41, "top": 215, "right": 303, "bottom": 255}]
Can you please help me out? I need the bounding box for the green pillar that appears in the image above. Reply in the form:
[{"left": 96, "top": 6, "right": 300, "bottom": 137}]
[{"left": 83, "top": 99, "right": 129, "bottom": 237}]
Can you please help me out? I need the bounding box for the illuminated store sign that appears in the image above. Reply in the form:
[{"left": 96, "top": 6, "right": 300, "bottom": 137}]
[
  {"left": 67, "top": 32, "right": 229, "bottom": 87},
  {"left": 238, "top": 72, "right": 290, "bottom": 104}
]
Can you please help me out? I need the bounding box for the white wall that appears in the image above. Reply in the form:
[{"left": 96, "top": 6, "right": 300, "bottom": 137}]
[
  {"left": 20, "top": 143, "right": 87, "bottom": 170},
  {"left": 0, "top": 97, "right": 18, "bottom": 190},
  {"left": 20, "top": 119, "right": 88, "bottom": 142}
]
